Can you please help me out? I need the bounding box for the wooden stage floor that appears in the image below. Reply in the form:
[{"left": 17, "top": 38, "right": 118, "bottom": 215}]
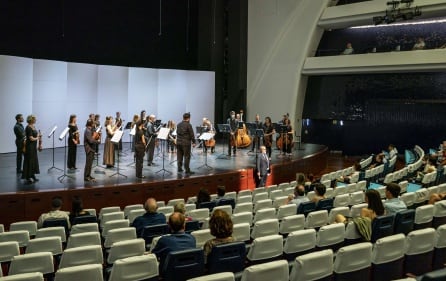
[{"left": 0, "top": 142, "right": 328, "bottom": 227}]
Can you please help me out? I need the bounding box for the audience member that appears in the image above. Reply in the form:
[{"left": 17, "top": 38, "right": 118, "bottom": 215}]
[
  {"left": 416, "top": 156, "right": 436, "bottom": 181},
  {"left": 151, "top": 212, "right": 196, "bottom": 274},
  {"left": 336, "top": 189, "right": 384, "bottom": 223},
  {"left": 369, "top": 153, "right": 384, "bottom": 169},
  {"left": 428, "top": 192, "right": 446, "bottom": 205},
  {"left": 412, "top": 37, "right": 425, "bottom": 50},
  {"left": 341, "top": 42, "right": 354, "bottom": 55},
  {"left": 384, "top": 183, "right": 407, "bottom": 215},
  {"left": 203, "top": 209, "right": 235, "bottom": 263},
  {"left": 37, "top": 197, "right": 70, "bottom": 229},
  {"left": 196, "top": 188, "right": 211, "bottom": 208},
  {"left": 312, "top": 183, "right": 326, "bottom": 204},
  {"left": 296, "top": 173, "right": 306, "bottom": 186},
  {"left": 69, "top": 196, "right": 91, "bottom": 225},
  {"left": 133, "top": 198, "right": 166, "bottom": 237},
  {"left": 286, "top": 184, "right": 309, "bottom": 208},
  {"left": 338, "top": 162, "right": 361, "bottom": 184},
  {"left": 387, "top": 144, "right": 398, "bottom": 159},
  {"left": 174, "top": 202, "right": 192, "bottom": 221},
  {"left": 213, "top": 186, "right": 226, "bottom": 204}
]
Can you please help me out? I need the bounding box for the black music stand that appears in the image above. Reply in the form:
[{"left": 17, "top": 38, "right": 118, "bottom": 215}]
[
  {"left": 47, "top": 126, "right": 63, "bottom": 173},
  {"left": 57, "top": 127, "right": 74, "bottom": 182},
  {"left": 110, "top": 130, "right": 127, "bottom": 179},
  {"left": 195, "top": 126, "right": 206, "bottom": 152},
  {"left": 197, "top": 132, "right": 214, "bottom": 170},
  {"left": 155, "top": 128, "right": 171, "bottom": 176},
  {"left": 216, "top": 124, "right": 231, "bottom": 160}
]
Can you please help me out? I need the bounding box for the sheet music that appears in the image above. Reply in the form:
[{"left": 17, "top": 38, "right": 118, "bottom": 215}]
[
  {"left": 59, "top": 127, "right": 70, "bottom": 140},
  {"left": 48, "top": 125, "right": 57, "bottom": 138},
  {"left": 111, "top": 130, "right": 124, "bottom": 143},
  {"left": 130, "top": 124, "right": 136, "bottom": 136},
  {"left": 157, "top": 127, "right": 170, "bottom": 140},
  {"left": 199, "top": 132, "right": 214, "bottom": 141}
]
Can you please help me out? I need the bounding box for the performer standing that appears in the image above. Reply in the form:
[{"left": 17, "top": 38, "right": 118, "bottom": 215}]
[
  {"left": 145, "top": 114, "right": 158, "bottom": 166},
  {"left": 134, "top": 120, "right": 146, "bottom": 178},
  {"left": 67, "top": 114, "right": 79, "bottom": 170},
  {"left": 176, "top": 112, "right": 196, "bottom": 174},
  {"left": 93, "top": 114, "right": 101, "bottom": 153},
  {"left": 202, "top": 118, "right": 215, "bottom": 154},
  {"left": 281, "top": 118, "right": 294, "bottom": 155},
  {"left": 103, "top": 116, "right": 117, "bottom": 168},
  {"left": 84, "top": 119, "right": 100, "bottom": 182},
  {"left": 263, "top": 116, "right": 275, "bottom": 159},
  {"left": 22, "top": 115, "right": 42, "bottom": 184},
  {"left": 249, "top": 114, "right": 263, "bottom": 153},
  {"left": 256, "top": 145, "right": 270, "bottom": 188},
  {"left": 14, "top": 114, "right": 25, "bottom": 174},
  {"left": 115, "top": 111, "right": 123, "bottom": 151},
  {"left": 167, "top": 120, "right": 177, "bottom": 153},
  {"left": 227, "top": 111, "right": 238, "bottom": 156}
]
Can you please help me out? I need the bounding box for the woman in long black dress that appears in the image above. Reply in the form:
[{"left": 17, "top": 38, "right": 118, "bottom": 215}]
[
  {"left": 22, "top": 114, "right": 42, "bottom": 184},
  {"left": 67, "top": 114, "right": 79, "bottom": 170}
]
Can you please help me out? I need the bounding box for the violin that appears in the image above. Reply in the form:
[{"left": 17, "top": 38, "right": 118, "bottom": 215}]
[{"left": 73, "top": 131, "right": 80, "bottom": 145}]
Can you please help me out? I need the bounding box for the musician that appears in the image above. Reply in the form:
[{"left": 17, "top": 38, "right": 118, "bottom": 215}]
[
  {"left": 202, "top": 118, "right": 215, "bottom": 154},
  {"left": 167, "top": 120, "right": 177, "bottom": 153},
  {"left": 103, "top": 116, "right": 117, "bottom": 168},
  {"left": 84, "top": 119, "right": 100, "bottom": 182},
  {"left": 145, "top": 114, "right": 158, "bottom": 166},
  {"left": 227, "top": 111, "right": 238, "bottom": 156},
  {"left": 176, "top": 112, "right": 196, "bottom": 174},
  {"left": 131, "top": 114, "right": 140, "bottom": 153},
  {"left": 115, "top": 111, "right": 123, "bottom": 151},
  {"left": 93, "top": 114, "right": 101, "bottom": 153},
  {"left": 249, "top": 114, "right": 263, "bottom": 153},
  {"left": 263, "top": 116, "right": 274, "bottom": 159},
  {"left": 281, "top": 118, "right": 293, "bottom": 155},
  {"left": 67, "top": 114, "right": 79, "bottom": 170},
  {"left": 13, "top": 114, "right": 25, "bottom": 174},
  {"left": 22, "top": 115, "right": 42, "bottom": 184},
  {"left": 256, "top": 145, "right": 271, "bottom": 188},
  {"left": 135, "top": 120, "right": 146, "bottom": 178}
]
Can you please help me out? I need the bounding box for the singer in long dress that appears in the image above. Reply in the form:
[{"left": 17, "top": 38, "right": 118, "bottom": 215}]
[
  {"left": 22, "top": 114, "right": 41, "bottom": 184},
  {"left": 103, "top": 116, "right": 116, "bottom": 168}
]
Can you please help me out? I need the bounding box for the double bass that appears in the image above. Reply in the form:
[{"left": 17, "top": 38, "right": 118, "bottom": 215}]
[{"left": 232, "top": 110, "right": 251, "bottom": 148}]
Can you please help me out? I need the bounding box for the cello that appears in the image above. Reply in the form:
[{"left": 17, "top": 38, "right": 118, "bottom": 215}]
[{"left": 234, "top": 110, "right": 251, "bottom": 148}]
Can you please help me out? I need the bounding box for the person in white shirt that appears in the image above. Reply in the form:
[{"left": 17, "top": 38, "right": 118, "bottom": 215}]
[
  {"left": 37, "top": 197, "right": 70, "bottom": 229},
  {"left": 412, "top": 37, "right": 425, "bottom": 50},
  {"left": 341, "top": 42, "right": 354, "bottom": 55}
]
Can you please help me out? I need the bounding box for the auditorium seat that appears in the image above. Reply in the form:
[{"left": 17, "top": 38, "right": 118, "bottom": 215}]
[
  {"left": 393, "top": 209, "right": 415, "bottom": 235},
  {"left": 102, "top": 219, "right": 130, "bottom": 238},
  {"left": 199, "top": 201, "right": 216, "bottom": 211},
  {"left": 252, "top": 187, "right": 266, "bottom": 197},
  {"left": 349, "top": 191, "right": 365, "bottom": 206},
  {"left": 316, "top": 198, "right": 334, "bottom": 212},
  {"left": 191, "top": 229, "right": 214, "bottom": 249},
  {"left": 305, "top": 210, "right": 328, "bottom": 229},
  {"left": 83, "top": 208, "right": 97, "bottom": 217},
  {"left": 0, "top": 272, "right": 44, "bottom": 281},
  {"left": 333, "top": 186, "right": 348, "bottom": 197},
  {"left": 253, "top": 199, "right": 272, "bottom": 213},
  {"left": 72, "top": 215, "right": 97, "bottom": 225},
  {"left": 156, "top": 201, "right": 166, "bottom": 207},
  {"left": 346, "top": 183, "right": 357, "bottom": 194},
  {"left": 252, "top": 193, "right": 268, "bottom": 204},
  {"left": 128, "top": 209, "right": 145, "bottom": 225},
  {"left": 371, "top": 214, "right": 394, "bottom": 243},
  {"left": 253, "top": 208, "right": 276, "bottom": 223},
  {"left": 167, "top": 198, "right": 185, "bottom": 207},
  {"left": 104, "top": 227, "right": 137, "bottom": 248},
  {"left": 350, "top": 203, "right": 367, "bottom": 218},
  {"left": 212, "top": 205, "right": 232, "bottom": 216},
  {"left": 414, "top": 205, "right": 434, "bottom": 230},
  {"left": 414, "top": 188, "right": 430, "bottom": 205},
  {"left": 188, "top": 208, "right": 210, "bottom": 222},
  {"left": 328, "top": 207, "right": 350, "bottom": 224},
  {"left": 356, "top": 180, "right": 367, "bottom": 192},
  {"left": 289, "top": 249, "right": 333, "bottom": 281},
  {"left": 185, "top": 203, "right": 197, "bottom": 213},
  {"left": 123, "top": 204, "right": 143, "bottom": 218},
  {"left": 0, "top": 230, "right": 30, "bottom": 248},
  {"left": 155, "top": 206, "right": 173, "bottom": 216},
  {"left": 246, "top": 234, "right": 283, "bottom": 264},
  {"left": 42, "top": 218, "right": 70, "bottom": 236},
  {"left": 59, "top": 245, "right": 103, "bottom": 269},
  {"left": 66, "top": 231, "right": 101, "bottom": 249},
  {"left": 371, "top": 234, "right": 405, "bottom": 281},
  {"left": 26, "top": 236, "right": 63, "bottom": 259},
  {"left": 69, "top": 223, "right": 98, "bottom": 235},
  {"left": 107, "top": 238, "right": 145, "bottom": 266},
  {"left": 141, "top": 224, "right": 168, "bottom": 247},
  {"left": 232, "top": 223, "right": 250, "bottom": 243},
  {"left": 9, "top": 221, "right": 37, "bottom": 238},
  {"left": 283, "top": 229, "right": 316, "bottom": 261},
  {"left": 237, "top": 190, "right": 251, "bottom": 198},
  {"left": 99, "top": 211, "right": 125, "bottom": 228},
  {"left": 187, "top": 272, "right": 235, "bottom": 281},
  {"left": 344, "top": 221, "right": 362, "bottom": 245},
  {"left": 404, "top": 228, "right": 436, "bottom": 277},
  {"left": 297, "top": 201, "right": 316, "bottom": 217},
  {"left": 276, "top": 204, "right": 297, "bottom": 220},
  {"left": 162, "top": 248, "right": 205, "bottom": 281},
  {"left": 433, "top": 200, "right": 446, "bottom": 229},
  {"left": 98, "top": 206, "right": 121, "bottom": 221},
  {"left": 241, "top": 259, "right": 288, "bottom": 281},
  {"left": 231, "top": 212, "right": 252, "bottom": 226},
  {"left": 236, "top": 195, "right": 252, "bottom": 204},
  {"left": 333, "top": 242, "right": 372, "bottom": 281},
  {"left": 433, "top": 224, "right": 446, "bottom": 270},
  {"left": 55, "top": 264, "right": 104, "bottom": 281},
  {"left": 306, "top": 191, "right": 315, "bottom": 201},
  {"left": 185, "top": 220, "right": 201, "bottom": 233},
  {"left": 9, "top": 252, "right": 54, "bottom": 278},
  {"left": 399, "top": 180, "right": 409, "bottom": 194},
  {"left": 400, "top": 192, "right": 415, "bottom": 208},
  {"left": 108, "top": 254, "right": 159, "bottom": 281},
  {"left": 279, "top": 214, "right": 305, "bottom": 235},
  {"left": 207, "top": 242, "right": 246, "bottom": 274},
  {"left": 250, "top": 219, "right": 279, "bottom": 239},
  {"left": 316, "top": 223, "right": 345, "bottom": 252},
  {"left": 0, "top": 224, "right": 4, "bottom": 233},
  {"left": 0, "top": 241, "right": 20, "bottom": 276}
]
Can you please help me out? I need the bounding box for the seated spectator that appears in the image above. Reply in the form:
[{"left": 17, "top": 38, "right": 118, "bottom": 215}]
[
  {"left": 133, "top": 198, "right": 166, "bottom": 237},
  {"left": 285, "top": 184, "right": 309, "bottom": 208},
  {"left": 338, "top": 163, "right": 361, "bottom": 183},
  {"left": 203, "top": 209, "right": 235, "bottom": 263},
  {"left": 151, "top": 212, "right": 196, "bottom": 273},
  {"left": 369, "top": 153, "right": 385, "bottom": 169},
  {"left": 174, "top": 202, "right": 192, "bottom": 221},
  {"left": 213, "top": 186, "right": 226, "bottom": 204},
  {"left": 341, "top": 42, "right": 354, "bottom": 55},
  {"left": 416, "top": 157, "right": 436, "bottom": 181},
  {"left": 37, "top": 197, "right": 70, "bottom": 229},
  {"left": 384, "top": 183, "right": 407, "bottom": 215},
  {"left": 428, "top": 192, "right": 446, "bottom": 204},
  {"left": 386, "top": 144, "right": 398, "bottom": 160},
  {"left": 312, "top": 183, "right": 326, "bottom": 204},
  {"left": 69, "top": 196, "right": 91, "bottom": 225},
  {"left": 196, "top": 188, "right": 211, "bottom": 208},
  {"left": 296, "top": 173, "right": 306, "bottom": 186},
  {"left": 412, "top": 37, "right": 425, "bottom": 50},
  {"left": 336, "top": 189, "right": 384, "bottom": 241}
]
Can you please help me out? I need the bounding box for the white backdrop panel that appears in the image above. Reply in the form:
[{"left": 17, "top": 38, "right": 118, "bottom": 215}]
[
  {"left": 0, "top": 56, "right": 33, "bottom": 153},
  {"left": 128, "top": 67, "right": 158, "bottom": 122},
  {"left": 158, "top": 69, "right": 187, "bottom": 126},
  {"left": 185, "top": 70, "right": 215, "bottom": 130}
]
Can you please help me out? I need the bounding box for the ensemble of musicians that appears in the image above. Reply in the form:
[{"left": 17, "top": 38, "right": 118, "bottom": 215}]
[{"left": 14, "top": 110, "right": 295, "bottom": 185}]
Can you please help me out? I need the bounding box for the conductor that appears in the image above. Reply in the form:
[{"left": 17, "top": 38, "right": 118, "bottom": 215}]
[{"left": 176, "top": 112, "right": 196, "bottom": 175}]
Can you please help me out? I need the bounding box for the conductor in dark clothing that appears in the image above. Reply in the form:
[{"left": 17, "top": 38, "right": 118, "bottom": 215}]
[
  {"left": 176, "top": 112, "right": 196, "bottom": 174},
  {"left": 14, "top": 114, "right": 25, "bottom": 174},
  {"left": 256, "top": 145, "right": 271, "bottom": 188}
]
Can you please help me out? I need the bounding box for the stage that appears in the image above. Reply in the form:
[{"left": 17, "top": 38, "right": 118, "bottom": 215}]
[{"left": 0, "top": 142, "right": 328, "bottom": 227}]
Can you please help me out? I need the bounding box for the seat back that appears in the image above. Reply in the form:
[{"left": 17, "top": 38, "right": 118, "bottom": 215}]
[
  {"left": 400, "top": 192, "right": 415, "bottom": 208},
  {"left": 328, "top": 207, "right": 350, "bottom": 224},
  {"left": 297, "top": 201, "right": 316, "bottom": 216},
  {"left": 185, "top": 220, "right": 201, "bottom": 233},
  {"left": 349, "top": 191, "right": 365, "bottom": 206},
  {"left": 237, "top": 190, "right": 252, "bottom": 198},
  {"left": 207, "top": 242, "right": 246, "bottom": 274},
  {"left": 59, "top": 245, "right": 103, "bottom": 269},
  {"left": 233, "top": 203, "right": 253, "bottom": 214},
  {"left": 247, "top": 234, "right": 283, "bottom": 263},
  {"left": 277, "top": 204, "right": 297, "bottom": 220},
  {"left": 217, "top": 198, "right": 236, "bottom": 210},
  {"left": 0, "top": 272, "right": 44, "bottom": 281},
  {"left": 394, "top": 209, "right": 415, "bottom": 235},
  {"left": 334, "top": 242, "right": 372, "bottom": 280},
  {"left": 434, "top": 225, "right": 446, "bottom": 270},
  {"left": 102, "top": 219, "right": 130, "bottom": 238},
  {"left": 371, "top": 214, "right": 395, "bottom": 243},
  {"left": 253, "top": 199, "right": 272, "bottom": 213},
  {"left": 162, "top": 248, "right": 204, "bottom": 281},
  {"left": 333, "top": 194, "right": 350, "bottom": 208},
  {"left": 433, "top": 200, "right": 446, "bottom": 229},
  {"left": 289, "top": 249, "right": 333, "bottom": 281},
  {"left": 305, "top": 210, "right": 328, "bottom": 229},
  {"left": 26, "top": 236, "right": 63, "bottom": 256},
  {"left": 198, "top": 201, "right": 216, "bottom": 211},
  {"left": 10, "top": 221, "right": 37, "bottom": 237},
  {"left": 316, "top": 223, "right": 345, "bottom": 251},
  {"left": 55, "top": 264, "right": 104, "bottom": 281},
  {"left": 371, "top": 234, "right": 405, "bottom": 281},
  {"left": 155, "top": 206, "right": 174, "bottom": 216},
  {"left": 141, "top": 224, "right": 169, "bottom": 246},
  {"left": 72, "top": 215, "right": 98, "bottom": 225},
  {"left": 231, "top": 212, "right": 252, "bottom": 225},
  {"left": 188, "top": 272, "right": 235, "bottom": 281},
  {"left": 188, "top": 208, "right": 210, "bottom": 222},
  {"left": 107, "top": 238, "right": 146, "bottom": 265},
  {"left": 350, "top": 203, "right": 368, "bottom": 218},
  {"left": 191, "top": 229, "right": 215, "bottom": 248},
  {"left": 232, "top": 223, "right": 250, "bottom": 243},
  {"left": 236, "top": 195, "right": 252, "bottom": 204},
  {"left": 108, "top": 254, "right": 159, "bottom": 281},
  {"left": 283, "top": 229, "right": 316, "bottom": 261},
  {"left": 104, "top": 227, "right": 137, "bottom": 248},
  {"left": 70, "top": 222, "right": 99, "bottom": 235},
  {"left": 253, "top": 208, "right": 276, "bottom": 223},
  {"left": 123, "top": 204, "right": 144, "bottom": 217},
  {"left": 0, "top": 230, "right": 30, "bottom": 248},
  {"left": 240, "top": 260, "right": 289, "bottom": 281},
  {"left": 414, "top": 205, "right": 434, "bottom": 229},
  {"left": 42, "top": 218, "right": 69, "bottom": 235},
  {"left": 99, "top": 206, "right": 121, "bottom": 220},
  {"left": 66, "top": 231, "right": 101, "bottom": 249},
  {"left": 273, "top": 196, "right": 288, "bottom": 209},
  {"left": 212, "top": 205, "right": 232, "bottom": 216},
  {"left": 251, "top": 219, "right": 279, "bottom": 239},
  {"left": 279, "top": 214, "right": 305, "bottom": 235},
  {"left": 316, "top": 198, "right": 334, "bottom": 212},
  {"left": 405, "top": 228, "right": 436, "bottom": 276},
  {"left": 167, "top": 198, "right": 185, "bottom": 207},
  {"left": 9, "top": 252, "right": 54, "bottom": 275},
  {"left": 128, "top": 209, "right": 145, "bottom": 224},
  {"left": 0, "top": 241, "right": 20, "bottom": 263}
]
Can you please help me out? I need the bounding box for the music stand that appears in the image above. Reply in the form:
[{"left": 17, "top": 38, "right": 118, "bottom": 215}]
[
  {"left": 254, "top": 129, "right": 264, "bottom": 164},
  {"left": 197, "top": 132, "right": 214, "bottom": 170},
  {"left": 195, "top": 126, "right": 206, "bottom": 153},
  {"left": 124, "top": 121, "right": 133, "bottom": 152},
  {"left": 47, "top": 125, "right": 63, "bottom": 172},
  {"left": 57, "top": 127, "right": 74, "bottom": 182},
  {"left": 110, "top": 130, "right": 127, "bottom": 178},
  {"left": 216, "top": 124, "right": 231, "bottom": 160},
  {"left": 155, "top": 127, "right": 171, "bottom": 176}
]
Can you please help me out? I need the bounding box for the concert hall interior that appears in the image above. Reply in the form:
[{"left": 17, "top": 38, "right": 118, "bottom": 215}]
[{"left": 1, "top": 0, "right": 446, "bottom": 280}]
